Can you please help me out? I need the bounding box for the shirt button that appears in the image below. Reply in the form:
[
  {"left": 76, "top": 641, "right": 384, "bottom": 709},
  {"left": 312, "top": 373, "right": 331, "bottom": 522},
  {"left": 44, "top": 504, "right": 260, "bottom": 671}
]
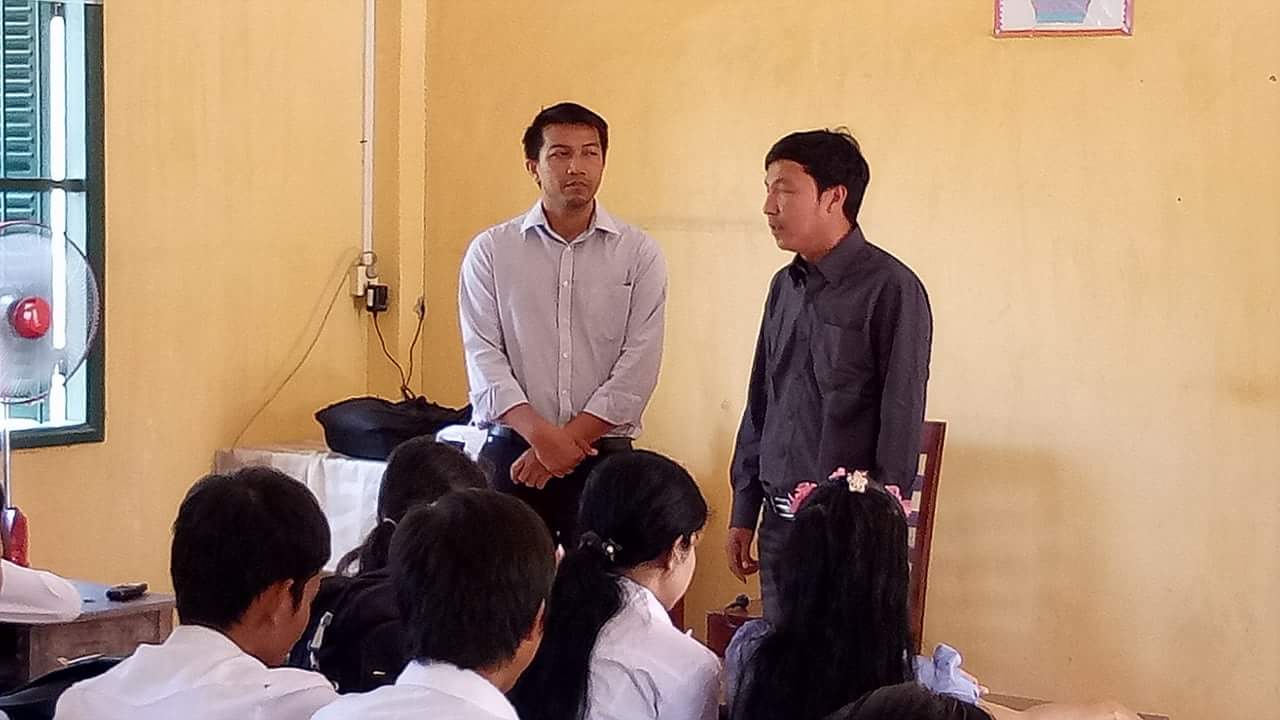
[
  {"left": 562, "top": 281, "right": 569, "bottom": 287},
  {"left": 562, "top": 352, "right": 570, "bottom": 359}
]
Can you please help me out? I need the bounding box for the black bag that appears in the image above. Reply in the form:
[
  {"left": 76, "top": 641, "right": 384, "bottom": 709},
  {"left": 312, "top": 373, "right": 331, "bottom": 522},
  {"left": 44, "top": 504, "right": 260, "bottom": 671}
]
[
  {"left": 0, "top": 657, "right": 122, "bottom": 720},
  {"left": 287, "top": 570, "right": 406, "bottom": 693},
  {"left": 315, "top": 396, "right": 471, "bottom": 461}
]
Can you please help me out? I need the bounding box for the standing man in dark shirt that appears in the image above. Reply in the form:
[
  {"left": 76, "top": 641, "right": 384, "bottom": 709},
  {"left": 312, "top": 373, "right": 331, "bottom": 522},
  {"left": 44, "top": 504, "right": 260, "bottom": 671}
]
[{"left": 726, "top": 129, "right": 932, "bottom": 619}]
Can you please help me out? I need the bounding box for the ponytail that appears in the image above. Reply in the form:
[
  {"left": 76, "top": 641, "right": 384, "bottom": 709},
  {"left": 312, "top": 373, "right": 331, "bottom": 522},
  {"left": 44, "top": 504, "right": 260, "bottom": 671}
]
[{"left": 509, "top": 534, "right": 624, "bottom": 720}]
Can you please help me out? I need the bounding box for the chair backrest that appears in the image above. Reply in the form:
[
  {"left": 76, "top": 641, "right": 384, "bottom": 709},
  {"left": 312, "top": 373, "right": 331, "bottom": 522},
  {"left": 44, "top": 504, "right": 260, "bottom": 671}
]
[{"left": 906, "top": 420, "right": 947, "bottom": 654}]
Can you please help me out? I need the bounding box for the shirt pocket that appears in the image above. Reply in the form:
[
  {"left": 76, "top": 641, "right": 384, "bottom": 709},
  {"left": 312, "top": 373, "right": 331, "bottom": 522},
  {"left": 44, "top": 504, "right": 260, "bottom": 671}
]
[
  {"left": 585, "top": 282, "right": 634, "bottom": 343},
  {"left": 814, "top": 319, "right": 876, "bottom": 397}
]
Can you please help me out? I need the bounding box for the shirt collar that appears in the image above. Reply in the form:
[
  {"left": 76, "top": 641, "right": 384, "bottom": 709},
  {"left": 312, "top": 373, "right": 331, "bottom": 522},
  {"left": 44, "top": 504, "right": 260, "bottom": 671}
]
[
  {"left": 519, "top": 200, "right": 621, "bottom": 242},
  {"left": 787, "top": 226, "right": 868, "bottom": 286},
  {"left": 618, "top": 576, "right": 673, "bottom": 625},
  {"left": 167, "top": 624, "right": 260, "bottom": 664},
  {"left": 396, "top": 660, "right": 518, "bottom": 720}
]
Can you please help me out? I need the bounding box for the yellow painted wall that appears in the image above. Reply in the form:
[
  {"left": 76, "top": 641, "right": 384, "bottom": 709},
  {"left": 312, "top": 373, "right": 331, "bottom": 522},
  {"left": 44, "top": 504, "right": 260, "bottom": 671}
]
[
  {"left": 417, "top": 2, "right": 1280, "bottom": 718},
  {"left": 14, "top": 1, "right": 371, "bottom": 585}
]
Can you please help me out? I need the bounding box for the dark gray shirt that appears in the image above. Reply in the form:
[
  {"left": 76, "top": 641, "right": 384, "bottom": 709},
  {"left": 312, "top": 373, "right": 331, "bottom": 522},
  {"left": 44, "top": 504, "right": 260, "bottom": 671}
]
[{"left": 729, "top": 227, "right": 932, "bottom": 528}]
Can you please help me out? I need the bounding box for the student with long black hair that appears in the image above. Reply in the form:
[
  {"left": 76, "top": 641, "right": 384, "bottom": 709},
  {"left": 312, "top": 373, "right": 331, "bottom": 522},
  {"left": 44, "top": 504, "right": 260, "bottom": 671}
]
[
  {"left": 288, "top": 437, "right": 487, "bottom": 691},
  {"left": 510, "top": 450, "right": 720, "bottom": 720},
  {"left": 728, "top": 470, "right": 1141, "bottom": 720}
]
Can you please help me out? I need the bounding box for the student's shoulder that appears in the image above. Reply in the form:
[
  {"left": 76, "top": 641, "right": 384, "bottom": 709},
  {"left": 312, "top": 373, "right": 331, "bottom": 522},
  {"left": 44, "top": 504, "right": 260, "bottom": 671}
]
[
  {"left": 264, "top": 664, "right": 338, "bottom": 691},
  {"left": 311, "top": 684, "right": 466, "bottom": 720},
  {"left": 726, "top": 619, "right": 771, "bottom": 661}
]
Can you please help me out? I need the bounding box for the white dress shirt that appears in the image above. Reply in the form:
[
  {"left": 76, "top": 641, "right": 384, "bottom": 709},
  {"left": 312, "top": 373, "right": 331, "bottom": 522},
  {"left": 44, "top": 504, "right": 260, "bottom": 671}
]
[
  {"left": 54, "top": 625, "right": 337, "bottom": 720},
  {"left": 311, "top": 660, "right": 517, "bottom": 720},
  {"left": 586, "top": 578, "right": 721, "bottom": 720},
  {"left": 459, "top": 201, "right": 667, "bottom": 438},
  {"left": 0, "top": 559, "right": 81, "bottom": 623}
]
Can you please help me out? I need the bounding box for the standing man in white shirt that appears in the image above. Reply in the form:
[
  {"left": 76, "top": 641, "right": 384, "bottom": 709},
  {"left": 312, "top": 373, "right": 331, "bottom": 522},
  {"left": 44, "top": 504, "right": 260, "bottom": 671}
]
[
  {"left": 55, "top": 467, "right": 338, "bottom": 720},
  {"left": 459, "top": 102, "right": 668, "bottom": 545},
  {"left": 312, "top": 489, "right": 555, "bottom": 720}
]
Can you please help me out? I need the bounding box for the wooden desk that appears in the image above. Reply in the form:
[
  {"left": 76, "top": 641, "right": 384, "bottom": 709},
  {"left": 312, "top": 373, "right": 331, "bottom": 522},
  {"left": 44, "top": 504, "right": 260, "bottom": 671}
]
[
  {"left": 986, "top": 693, "right": 1170, "bottom": 720},
  {"left": 0, "top": 581, "right": 174, "bottom": 691}
]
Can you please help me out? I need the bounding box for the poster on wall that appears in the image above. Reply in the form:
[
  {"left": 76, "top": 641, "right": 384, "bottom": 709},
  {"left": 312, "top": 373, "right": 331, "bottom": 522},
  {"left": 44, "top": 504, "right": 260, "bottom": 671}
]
[{"left": 995, "top": 0, "right": 1134, "bottom": 37}]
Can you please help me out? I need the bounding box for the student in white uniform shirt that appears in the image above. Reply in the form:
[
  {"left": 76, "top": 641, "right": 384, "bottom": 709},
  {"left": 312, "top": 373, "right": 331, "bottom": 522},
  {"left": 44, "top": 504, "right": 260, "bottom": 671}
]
[
  {"left": 312, "top": 488, "right": 555, "bottom": 720},
  {"left": 0, "top": 528, "right": 82, "bottom": 623},
  {"left": 54, "top": 467, "right": 338, "bottom": 720},
  {"left": 510, "top": 450, "right": 720, "bottom": 720}
]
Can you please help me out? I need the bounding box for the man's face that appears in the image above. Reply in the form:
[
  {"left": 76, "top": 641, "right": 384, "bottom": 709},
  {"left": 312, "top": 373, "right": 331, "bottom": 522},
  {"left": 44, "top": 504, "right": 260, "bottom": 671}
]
[
  {"left": 763, "top": 160, "right": 841, "bottom": 256},
  {"left": 527, "top": 123, "right": 605, "bottom": 211}
]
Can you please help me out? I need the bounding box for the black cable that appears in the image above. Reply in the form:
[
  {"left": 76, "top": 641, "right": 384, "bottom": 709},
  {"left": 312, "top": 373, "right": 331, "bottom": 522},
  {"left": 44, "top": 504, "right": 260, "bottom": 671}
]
[
  {"left": 401, "top": 301, "right": 425, "bottom": 400},
  {"left": 372, "top": 310, "right": 411, "bottom": 398}
]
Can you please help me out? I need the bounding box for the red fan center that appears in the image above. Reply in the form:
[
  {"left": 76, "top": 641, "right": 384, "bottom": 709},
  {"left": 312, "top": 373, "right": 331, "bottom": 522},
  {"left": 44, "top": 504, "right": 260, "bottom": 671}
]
[{"left": 9, "top": 296, "right": 52, "bottom": 339}]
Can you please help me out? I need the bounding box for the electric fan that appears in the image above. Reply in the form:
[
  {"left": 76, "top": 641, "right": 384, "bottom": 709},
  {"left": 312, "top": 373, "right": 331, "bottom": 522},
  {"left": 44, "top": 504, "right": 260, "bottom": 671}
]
[{"left": 0, "top": 220, "right": 100, "bottom": 566}]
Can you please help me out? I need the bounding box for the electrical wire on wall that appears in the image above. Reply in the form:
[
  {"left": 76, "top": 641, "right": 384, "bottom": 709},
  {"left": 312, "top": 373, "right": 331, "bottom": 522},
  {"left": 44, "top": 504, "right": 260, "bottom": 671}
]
[
  {"left": 232, "top": 250, "right": 360, "bottom": 448},
  {"left": 371, "top": 298, "right": 425, "bottom": 401}
]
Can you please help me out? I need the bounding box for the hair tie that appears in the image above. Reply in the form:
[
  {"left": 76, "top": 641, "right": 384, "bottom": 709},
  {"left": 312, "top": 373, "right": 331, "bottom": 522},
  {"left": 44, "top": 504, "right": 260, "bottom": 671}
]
[
  {"left": 578, "top": 531, "right": 623, "bottom": 563},
  {"left": 829, "top": 467, "right": 870, "bottom": 493},
  {"left": 380, "top": 517, "right": 398, "bottom": 529}
]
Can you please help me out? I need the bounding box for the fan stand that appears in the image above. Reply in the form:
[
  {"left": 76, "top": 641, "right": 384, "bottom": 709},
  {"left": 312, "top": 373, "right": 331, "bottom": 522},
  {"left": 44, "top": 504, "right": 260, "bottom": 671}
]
[{"left": 0, "top": 403, "right": 29, "bottom": 567}]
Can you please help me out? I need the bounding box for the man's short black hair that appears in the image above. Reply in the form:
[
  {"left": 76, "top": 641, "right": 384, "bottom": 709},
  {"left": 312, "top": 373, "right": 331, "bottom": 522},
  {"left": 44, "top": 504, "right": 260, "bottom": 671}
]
[
  {"left": 171, "top": 466, "right": 330, "bottom": 629},
  {"left": 522, "top": 102, "right": 609, "bottom": 161},
  {"left": 391, "top": 489, "right": 555, "bottom": 670},
  {"left": 765, "top": 128, "right": 871, "bottom": 226}
]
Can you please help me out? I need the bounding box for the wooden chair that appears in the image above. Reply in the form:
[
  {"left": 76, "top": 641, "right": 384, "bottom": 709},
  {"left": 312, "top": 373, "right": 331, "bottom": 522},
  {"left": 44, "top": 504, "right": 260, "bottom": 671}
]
[
  {"left": 706, "top": 419, "right": 948, "bottom": 656},
  {"left": 907, "top": 420, "right": 947, "bottom": 654}
]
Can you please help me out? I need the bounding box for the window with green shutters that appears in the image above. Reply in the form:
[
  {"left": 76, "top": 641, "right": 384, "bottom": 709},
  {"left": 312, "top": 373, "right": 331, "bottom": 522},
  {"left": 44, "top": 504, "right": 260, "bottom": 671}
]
[{"left": 0, "top": 0, "right": 104, "bottom": 448}]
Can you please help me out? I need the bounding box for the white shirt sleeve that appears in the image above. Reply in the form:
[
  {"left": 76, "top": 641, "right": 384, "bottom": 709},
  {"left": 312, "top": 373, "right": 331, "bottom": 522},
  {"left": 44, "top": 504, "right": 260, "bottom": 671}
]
[
  {"left": 459, "top": 231, "right": 531, "bottom": 424},
  {"left": 0, "top": 559, "right": 82, "bottom": 623},
  {"left": 581, "top": 233, "right": 667, "bottom": 428}
]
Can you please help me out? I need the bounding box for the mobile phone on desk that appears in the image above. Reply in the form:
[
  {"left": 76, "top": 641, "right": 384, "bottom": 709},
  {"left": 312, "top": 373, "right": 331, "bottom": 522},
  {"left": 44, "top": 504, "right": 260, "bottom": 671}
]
[{"left": 106, "top": 582, "right": 148, "bottom": 602}]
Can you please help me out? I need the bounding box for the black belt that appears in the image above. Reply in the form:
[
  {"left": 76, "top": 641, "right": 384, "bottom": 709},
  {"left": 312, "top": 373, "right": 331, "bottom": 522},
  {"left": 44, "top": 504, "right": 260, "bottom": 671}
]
[{"left": 487, "top": 425, "right": 633, "bottom": 453}]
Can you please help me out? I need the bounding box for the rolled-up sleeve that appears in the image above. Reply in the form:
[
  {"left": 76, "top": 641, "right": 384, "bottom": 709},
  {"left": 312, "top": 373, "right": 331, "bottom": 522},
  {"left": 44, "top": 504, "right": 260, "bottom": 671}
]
[
  {"left": 583, "top": 235, "right": 667, "bottom": 428},
  {"left": 459, "top": 232, "right": 529, "bottom": 424}
]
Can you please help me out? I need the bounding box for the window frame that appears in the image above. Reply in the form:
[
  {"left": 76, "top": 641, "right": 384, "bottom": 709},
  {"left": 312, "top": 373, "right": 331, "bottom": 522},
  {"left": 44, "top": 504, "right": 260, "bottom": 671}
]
[{"left": 1, "top": 1, "right": 105, "bottom": 450}]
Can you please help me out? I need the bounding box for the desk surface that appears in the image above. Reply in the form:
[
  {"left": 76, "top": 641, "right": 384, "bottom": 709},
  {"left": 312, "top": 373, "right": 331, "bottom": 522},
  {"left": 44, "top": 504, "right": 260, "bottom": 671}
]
[
  {"left": 69, "top": 581, "right": 174, "bottom": 624},
  {"left": 986, "top": 693, "right": 1170, "bottom": 720}
]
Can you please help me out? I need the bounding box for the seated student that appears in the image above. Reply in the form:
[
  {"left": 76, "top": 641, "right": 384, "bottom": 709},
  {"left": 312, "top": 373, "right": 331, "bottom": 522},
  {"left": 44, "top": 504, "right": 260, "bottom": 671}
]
[
  {"left": 54, "top": 467, "right": 338, "bottom": 720},
  {"left": 288, "top": 437, "right": 486, "bottom": 691},
  {"left": 510, "top": 450, "right": 720, "bottom": 720},
  {"left": 824, "top": 683, "right": 992, "bottom": 720},
  {"left": 0, "top": 527, "right": 81, "bottom": 623},
  {"left": 312, "top": 488, "right": 555, "bottom": 720},
  {"left": 828, "top": 683, "right": 1142, "bottom": 720},
  {"left": 727, "top": 471, "right": 1141, "bottom": 720}
]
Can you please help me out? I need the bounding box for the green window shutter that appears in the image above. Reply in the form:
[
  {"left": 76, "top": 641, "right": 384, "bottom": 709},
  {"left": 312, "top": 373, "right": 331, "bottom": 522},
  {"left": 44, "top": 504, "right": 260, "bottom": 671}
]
[{"left": 1, "top": 0, "right": 44, "bottom": 221}]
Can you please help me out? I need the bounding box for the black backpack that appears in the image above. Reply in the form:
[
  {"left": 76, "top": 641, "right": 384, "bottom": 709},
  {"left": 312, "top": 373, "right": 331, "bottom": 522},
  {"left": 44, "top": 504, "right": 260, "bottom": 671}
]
[
  {"left": 288, "top": 570, "right": 406, "bottom": 693},
  {"left": 0, "top": 657, "right": 122, "bottom": 720},
  {"left": 315, "top": 396, "right": 471, "bottom": 461}
]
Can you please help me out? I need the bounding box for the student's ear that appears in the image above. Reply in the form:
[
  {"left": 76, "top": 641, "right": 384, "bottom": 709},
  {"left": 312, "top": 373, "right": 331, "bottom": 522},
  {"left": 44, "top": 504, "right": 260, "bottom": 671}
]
[
  {"left": 264, "top": 579, "right": 296, "bottom": 624},
  {"left": 661, "top": 539, "right": 683, "bottom": 573},
  {"left": 528, "top": 601, "right": 546, "bottom": 641},
  {"left": 525, "top": 158, "right": 541, "bottom": 186}
]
